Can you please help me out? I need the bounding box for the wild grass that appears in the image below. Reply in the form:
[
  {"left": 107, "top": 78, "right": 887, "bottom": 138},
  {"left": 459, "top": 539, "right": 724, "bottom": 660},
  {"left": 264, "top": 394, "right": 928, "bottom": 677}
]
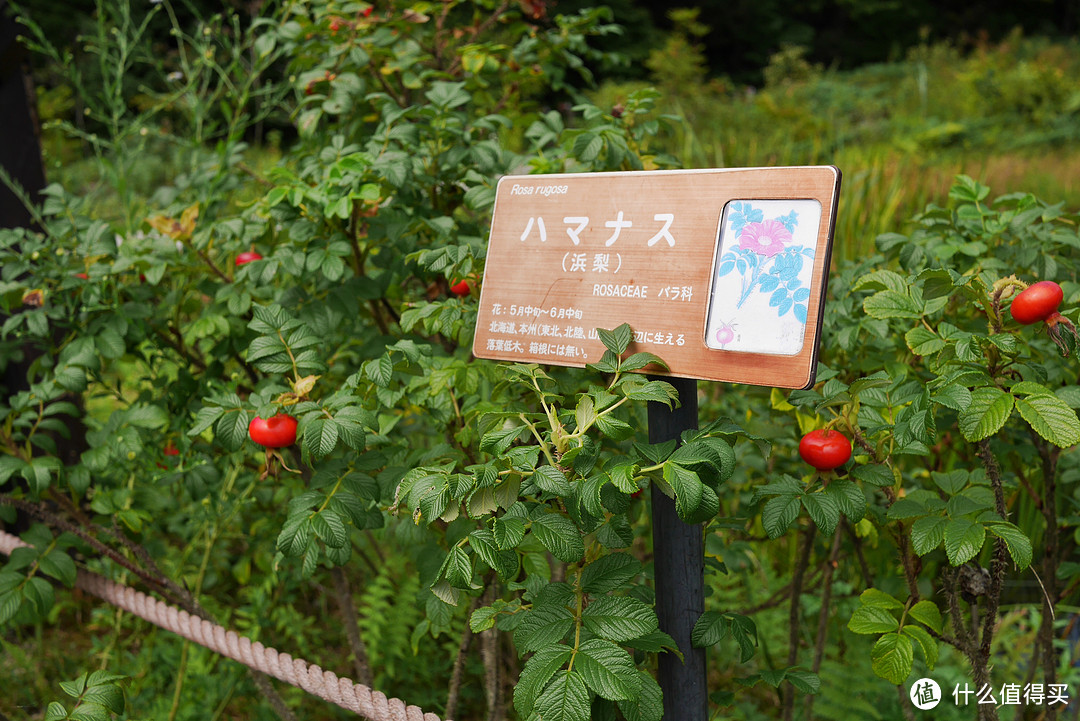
[{"left": 591, "top": 30, "right": 1080, "bottom": 258}]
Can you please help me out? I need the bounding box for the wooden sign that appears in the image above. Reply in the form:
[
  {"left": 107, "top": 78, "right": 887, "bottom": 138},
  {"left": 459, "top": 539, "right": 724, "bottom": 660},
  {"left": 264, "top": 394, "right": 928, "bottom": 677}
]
[{"left": 473, "top": 166, "right": 841, "bottom": 389}]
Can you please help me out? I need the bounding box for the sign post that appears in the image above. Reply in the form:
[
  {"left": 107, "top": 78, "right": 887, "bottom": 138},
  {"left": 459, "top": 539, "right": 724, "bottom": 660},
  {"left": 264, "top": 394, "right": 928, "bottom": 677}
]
[
  {"left": 474, "top": 166, "right": 841, "bottom": 718},
  {"left": 647, "top": 374, "right": 706, "bottom": 720}
]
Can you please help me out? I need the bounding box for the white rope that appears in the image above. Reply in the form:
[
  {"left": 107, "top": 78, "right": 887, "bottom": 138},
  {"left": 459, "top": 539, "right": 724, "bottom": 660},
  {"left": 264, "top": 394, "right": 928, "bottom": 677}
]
[{"left": 0, "top": 529, "right": 444, "bottom": 721}]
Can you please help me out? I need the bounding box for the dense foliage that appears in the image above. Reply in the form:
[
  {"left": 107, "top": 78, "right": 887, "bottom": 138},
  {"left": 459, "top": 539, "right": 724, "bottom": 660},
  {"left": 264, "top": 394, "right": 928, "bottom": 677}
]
[{"left": 3, "top": 1, "right": 1080, "bottom": 721}]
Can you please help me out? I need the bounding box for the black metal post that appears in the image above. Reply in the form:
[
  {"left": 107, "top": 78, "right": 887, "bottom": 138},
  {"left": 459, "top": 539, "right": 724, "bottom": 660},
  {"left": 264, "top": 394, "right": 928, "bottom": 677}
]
[{"left": 647, "top": 375, "right": 707, "bottom": 721}]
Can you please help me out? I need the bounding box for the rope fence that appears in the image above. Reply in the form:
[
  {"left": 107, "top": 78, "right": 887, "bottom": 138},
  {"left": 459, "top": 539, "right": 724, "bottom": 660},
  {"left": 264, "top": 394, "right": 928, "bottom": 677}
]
[{"left": 0, "top": 529, "right": 444, "bottom": 721}]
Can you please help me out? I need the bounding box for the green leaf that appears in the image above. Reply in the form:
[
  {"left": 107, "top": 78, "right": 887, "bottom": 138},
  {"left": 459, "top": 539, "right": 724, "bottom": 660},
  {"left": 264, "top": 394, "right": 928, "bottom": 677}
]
[
  {"left": 81, "top": 683, "right": 124, "bottom": 714},
  {"left": 581, "top": 595, "right": 658, "bottom": 642},
  {"left": 761, "top": 495, "right": 801, "bottom": 539},
  {"left": 215, "top": 410, "right": 250, "bottom": 451},
  {"left": 514, "top": 604, "right": 574, "bottom": 653},
  {"left": 863, "top": 290, "right": 923, "bottom": 319},
  {"left": 824, "top": 479, "right": 866, "bottom": 522},
  {"left": 580, "top": 554, "right": 642, "bottom": 594},
  {"left": 480, "top": 425, "right": 525, "bottom": 455},
  {"left": 514, "top": 645, "right": 573, "bottom": 717},
  {"left": 617, "top": 672, "right": 663, "bottom": 721},
  {"left": 943, "top": 518, "right": 986, "bottom": 565},
  {"left": 932, "top": 384, "right": 972, "bottom": 412},
  {"left": 958, "top": 387, "right": 1014, "bottom": 442},
  {"left": 533, "top": 670, "right": 591, "bottom": 721},
  {"left": 858, "top": 588, "right": 905, "bottom": 611},
  {"left": 531, "top": 514, "right": 584, "bottom": 563},
  {"left": 848, "top": 606, "right": 900, "bottom": 635},
  {"left": 986, "top": 522, "right": 1033, "bottom": 570},
  {"left": 494, "top": 515, "right": 526, "bottom": 549},
  {"left": 623, "top": 380, "right": 679, "bottom": 406},
  {"left": 908, "top": 600, "right": 943, "bottom": 634},
  {"left": 1014, "top": 393, "right": 1080, "bottom": 448},
  {"left": 786, "top": 669, "right": 821, "bottom": 694},
  {"left": 44, "top": 702, "right": 68, "bottom": 721},
  {"left": 303, "top": 417, "right": 339, "bottom": 458},
  {"left": 663, "top": 462, "right": 703, "bottom": 521},
  {"left": 691, "top": 611, "right": 732, "bottom": 647},
  {"left": 905, "top": 327, "right": 946, "bottom": 356},
  {"left": 574, "top": 638, "right": 641, "bottom": 701},
  {"left": 575, "top": 395, "right": 596, "bottom": 433},
  {"left": 620, "top": 352, "right": 668, "bottom": 372},
  {"left": 886, "top": 498, "right": 926, "bottom": 520},
  {"left": 188, "top": 406, "right": 224, "bottom": 436},
  {"left": 595, "top": 414, "right": 634, "bottom": 441},
  {"left": 69, "top": 703, "right": 111, "bottom": 721},
  {"left": 870, "top": 633, "right": 914, "bottom": 685},
  {"left": 851, "top": 464, "right": 894, "bottom": 487},
  {"left": 801, "top": 493, "right": 840, "bottom": 535},
  {"left": 38, "top": 551, "right": 77, "bottom": 588},
  {"left": 902, "top": 624, "right": 938, "bottom": 670},
  {"left": 911, "top": 516, "right": 948, "bottom": 556},
  {"left": 533, "top": 466, "right": 571, "bottom": 496},
  {"left": 596, "top": 324, "right": 633, "bottom": 355},
  {"left": 854, "top": 270, "right": 908, "bottom": 294}
]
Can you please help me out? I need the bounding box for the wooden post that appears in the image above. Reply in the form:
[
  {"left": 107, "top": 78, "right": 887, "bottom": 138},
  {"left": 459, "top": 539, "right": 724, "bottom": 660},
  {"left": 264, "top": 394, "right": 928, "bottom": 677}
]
[{"left": 648, "top": 375, "right": 707, "bottom": 721}]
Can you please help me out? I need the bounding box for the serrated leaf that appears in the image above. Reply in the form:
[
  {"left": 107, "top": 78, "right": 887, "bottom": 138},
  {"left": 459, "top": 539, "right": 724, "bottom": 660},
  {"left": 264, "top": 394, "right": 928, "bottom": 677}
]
[
  {"left": 905, "top": 327, "right": 946, "bottom": 356},
  {"left": 597, "top": 324, "right": 633, "bottom": 355},
  {"left": 851, "top": 464, "right": 894, "bottom": 487},
  {"left": 801, "top": 493, "right": 840, "bottom": 535},
  {"left": 480, "top": 425, "right": 526, "bottom": 456},
  {"left": 1014, "top": 393, "right": 1080, "bottom": 448},
  {"left": 531, "top": 514, "right": 585, "bottom": 563},
  {"left": 38, "top": 551, "right": 77, "bottom": 588},
  {"left": 908, "top": 600, "right": 943, "bottom": 634},
  {"left": 493, "top": 515, "right": 526, "bottom": 549},
  {"left": 575, "top": 638, "right": 641, "bottom": 700},
  {"left": 44, "top": 702, "right": 68, "bottom": 721},
  {"left": 533, "top": 670, "right": 591, "bottom": 721},
  {"left": 986, "top": 522, "right": 1033, "bottom": 570},
  {"left": 786, "top": 669, "right": 821, "bottom": 694},
  {"left": 581, "top": 596, "right": 658, "bottom": 642},
  {"left": 870, "top": 633, "right": 914, "bottom": 685},
  {"left": 887, "top": 498, "right": 927, "bottom": 520},
  {"left": 943, "top": 518, "right": 986, "bottom": 565},
  {"left": 691, "top": 610, "right": 731, "bottom": 647},
  {"left": 858, "top": 588, "right": 905, "bottom": 610},
  {"left": 304, "top": 417, "right": 339, "bottom": 458},
  {"left": 514, "top": 605, "right": 574, "bottom": 653},
  {"left": 514, "top": 645, "right": 573, "bottom": 716},
  {"left": 581, "top": 554, "right": 642, "bottom": 594},
  {"left": 863, "top": 290, "right": 923, "bottom": 319},
  {"left": 911, "top": 516, "right": 948, "bottom": 556},
  {"left": 81, "top": 683, "right": 124, "bottom": 714},
  {"left": 902, "top": 624, "right": 938, "bottom": 670},
  {"left": 617, "top": 672, "right": 663, "bottom": 721},
  {"left": 824, "top": 479, "right": 866, "bottom": 522},
  {"left": 932, "top": 384, "right": 972, "bottom": 412},
  {"left": 533, "top": 465, "right": 571, "bottom": 496},
  {"left": 958, "top": 387, "right": 1014, "bottom": 442},
  {"left": 848, "top": 606, "right": 900, "bottom": 634},
  {"left": 663, "top": 462, "right": 703, "bottom": 521},
  {"left": 761, "top": 495, "right": 801, "bottom": 539},
  {"left": 575, "top": 395, "right": 596, "bottom": 433}
]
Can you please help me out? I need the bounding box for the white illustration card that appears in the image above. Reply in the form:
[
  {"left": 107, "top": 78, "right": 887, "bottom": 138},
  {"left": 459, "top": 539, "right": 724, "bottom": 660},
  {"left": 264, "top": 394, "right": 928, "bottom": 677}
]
[{"left": 705, "top": 199, "right": 824, "bottom": 356}]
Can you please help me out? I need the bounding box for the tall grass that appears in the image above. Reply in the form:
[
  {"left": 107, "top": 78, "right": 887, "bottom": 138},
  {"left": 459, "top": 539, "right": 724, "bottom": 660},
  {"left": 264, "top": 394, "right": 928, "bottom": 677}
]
[{"left": 592, "top": 30, "right": 1080, "bottom": 258}]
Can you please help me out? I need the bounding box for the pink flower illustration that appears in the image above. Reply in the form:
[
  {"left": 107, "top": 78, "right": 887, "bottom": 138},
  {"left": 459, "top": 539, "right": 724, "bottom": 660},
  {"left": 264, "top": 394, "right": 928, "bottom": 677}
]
[{"left": 738, "top": 219, "right": 792, "bottom": 257}]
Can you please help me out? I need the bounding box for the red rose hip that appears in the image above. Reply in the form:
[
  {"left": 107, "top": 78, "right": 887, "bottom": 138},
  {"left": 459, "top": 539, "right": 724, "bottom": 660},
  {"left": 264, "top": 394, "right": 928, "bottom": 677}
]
[
  {"left": 799, "top": 429, "right": 851, "bottom": 471},
  {"left": 1010, "top": 281, "right": 1064, "bottom": 325},
  {"left": 248, "top": 414, "right": 298, "bottom": 448}
]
